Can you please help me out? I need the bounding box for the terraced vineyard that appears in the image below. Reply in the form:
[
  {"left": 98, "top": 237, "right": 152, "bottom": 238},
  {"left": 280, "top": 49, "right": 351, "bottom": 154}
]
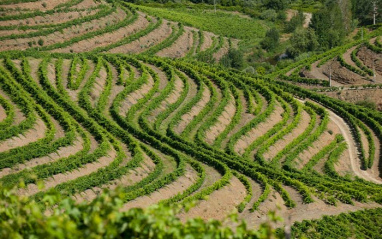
[
  {"left": 273, "top": 29, "right": 382, "bottom": 110},
  {"left": 1, "top": 0, "right": 382, "bottom": 237},
  {"left": 0, "top": 0, "right": 232, "bottom": 61}
]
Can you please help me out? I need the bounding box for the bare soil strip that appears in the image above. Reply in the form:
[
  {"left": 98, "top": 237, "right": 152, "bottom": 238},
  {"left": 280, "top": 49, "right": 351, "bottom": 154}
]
[
  {"left": 294, "top": 119, "right": 338, "bottom": 169},
  {"left": 179, "top": 176, "right": 246, "bottom": 221},
  {"left": 0, "top": 89, "right": 25, "bottom": 125},
  {"left": 159, "top": 72, "right": 197, "bottom": 133},
  {"left": 0, "top": 117, "right": 47, "bottom": 153},
  {"left": 234, "top": 103, "right": 284, "bottom": 155},
  {"left": 0, "top": 8, "right": 100, "bottom": 27},
  {"left": 89, "top": 65, "right": 107, "bottom": 107},
  {"left": 148, "top": 75, "right": 183, "bottom": 123},
  {"left": 243, "top": 187, "right": 380, "bottom": 229},
  {"left": 0, "top": 0, "right": 73, "bottom": 11},
  {"left": 55, "top": 13, "right": 150, "bottom": 53},
  {"left": 205, "top": 94, "right": 236, "bottom": 144},
  {"left": 200, "top": 32, "right": 214, "bottom": 51},
  {"left": 0, "top": 103, "right": 5, "bottom": 122},
  {"left": 0, "top": 134, "right": 84, "bottom": 178},
  {"left": 213, "top": 37, "right": 229, "bottom": 62},
  {"left": 156, "top": 27, "right": 193, "bottom": 58},
  {"left": 109, "top": 19, "right": 172, "bottom": 54},
  {"left": 0, "top": 8, "right": 127, "bottom": 51},
  {"left": 18, "top": 146, "right": 117, "bottom": 196},
  {"left": 122, "top": 164, "right": 198, "bottom": 210},
  {"left": 264, "top": 109, "right": 311, "bottom": 161},
  {"left": 221, "top": 92, "right": 254, "bottom": 149},
  {"left": 77, "top": 152, "right": 155, "bottom": 202},
  {"left": 119, "top": 74, "right": 154, "bottom": 116},
  {"left": 173, "top": 82, "right": 211, "bottom": 134}
]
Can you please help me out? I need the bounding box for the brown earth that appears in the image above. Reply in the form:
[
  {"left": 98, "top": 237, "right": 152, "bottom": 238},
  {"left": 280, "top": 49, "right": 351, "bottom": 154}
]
[
  {"left": 0, "top": 134, "right": 84, "bottom": 178},
  {"left": 234, "top": 102, "right": 284, "bottom": 155},
  {"left": 263, "top": 109, "right": 311, "bottom": 161},
  {"left": 156, "top": 27, "right": 194, "bottom": 58},
  {"left": 0, "top": 117, "right": 47, "bottom": 153},
  {"left": 179, "top": 176, "right": 246, "bottom": 221},
  {"left": 122, "top": 164, "right": 198, "bottom": 211},
  {"left": 205, "top": 94, "right": 236, "bottom": 144},
  {"left": 18, "top": 146, "right": 117, "bottom": 196},
  {"left": 0, "top": 103, "right": 5, "bottom": 122},
  {"left": 109, "top": 19, "right": 172, "bottom": 54},
  {"left": 321, "top": 89, "right": 382, "bottom": 111},
  {"left": 0, "top": 8, "right": 99, "bottom": 27},
  {"left": 357, "top": 46, "right": 382, "bottom": 83},
  {"left": 174, "top": 82, "right": 211, "bottom": 135},
  {"left": 55, "top": 13, "right": 150, "bottom": 53},
  {"left": 0, "top": 7, "right": 127, "bottom": 51}
]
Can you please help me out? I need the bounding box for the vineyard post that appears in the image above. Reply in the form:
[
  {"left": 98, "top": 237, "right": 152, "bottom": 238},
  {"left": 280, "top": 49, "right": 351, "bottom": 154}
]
[
  {"left": 328, "top": 59, "right": 334, "bottom": 87},
  {"left": 373, "top": 58, "right": 377, "bottom": 82},
  {"left": 373, "top": 0, "right": 377, "bottom": 25}
]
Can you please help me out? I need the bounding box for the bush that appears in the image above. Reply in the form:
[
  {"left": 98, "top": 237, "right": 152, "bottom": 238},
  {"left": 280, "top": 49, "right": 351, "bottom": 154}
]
[
  {"left": 356, "top": 100, "right": 377, "bottom": 110},
  {"left": 38, "top": 39, "right": 44, "bottom": 46},
  {"left": 260, "top": 9, "right": 278, "bottom": 21},
  {"left": 0, "top": 186, "right": 285, "bottom": 238}
]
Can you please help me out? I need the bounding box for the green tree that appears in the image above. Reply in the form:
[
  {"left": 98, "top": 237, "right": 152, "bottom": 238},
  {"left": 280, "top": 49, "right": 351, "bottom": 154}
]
[
  {"left": 220, "top": 49, "right": 244, "bottom": 69},
  {"left": 287, "top": 28, "right": 318, "bottom": 58},
  {"left": 309, "top": 0, "right": 351, "bottom": 50},
  {"left": 260, "top": 28, "right": 280, "bottom": 51},
  {"left": 263, "top": 0, "right": 288, "bottom": 10},
  {"left": 352, "top": 0, "right": 382, "bottom": 25}
]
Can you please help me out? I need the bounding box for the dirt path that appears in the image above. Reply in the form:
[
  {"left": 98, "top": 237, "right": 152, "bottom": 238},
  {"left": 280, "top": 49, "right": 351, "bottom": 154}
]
[
  {"left": 200, "top": 32, "right": 214, "bottom": 52},
  {"left": 242, "top": 187, "right": 380, "bottom": 229},
  {"left": 0, "top": 0, "right": 72, "bottom": 11},
  {"left": 327, "top": 108, "right": 382, "bottom": 184},
  {"left": 160, "top": 72, "right": 197, "bottom": 133},
  {"left": 343, "top": 46, "right": 360, "bottom": 69},
  {"left": 148, "top": 75, "right": 184, "bottom": 124},
  {"left": 89, "top": 65, "right": 107, "bottom": 108},
  {"left": 221, "top": 92, "right": 254, "bottom": 149}
]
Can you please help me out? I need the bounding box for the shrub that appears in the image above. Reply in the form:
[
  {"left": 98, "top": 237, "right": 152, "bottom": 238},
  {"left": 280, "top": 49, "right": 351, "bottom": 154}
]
[{"left": 38, "top": 39, "right": 44, "bottom": 46}]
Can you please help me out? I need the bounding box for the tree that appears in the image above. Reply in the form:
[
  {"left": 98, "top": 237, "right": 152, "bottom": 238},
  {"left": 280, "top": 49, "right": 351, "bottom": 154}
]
[
  {"left": 260, "top": 28, "right": 280, "bottom": 51},
  {"left": 285, "top": 11, "right": 305, "bottom": 33},
  {"left": 220, "top": 49, "right": 244, "bottom": 69},
  {"left": 309, "top": 0, "right": 350, "bottom": 50},
  {"left": 263, "top": 0, "right": 287, "bottom": 10},
  {"left": 287, "top": 28, "right": 318, "bottom": 58},
  {"left": 352, "top": 0, "right": 381, "bottom": 25}
]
